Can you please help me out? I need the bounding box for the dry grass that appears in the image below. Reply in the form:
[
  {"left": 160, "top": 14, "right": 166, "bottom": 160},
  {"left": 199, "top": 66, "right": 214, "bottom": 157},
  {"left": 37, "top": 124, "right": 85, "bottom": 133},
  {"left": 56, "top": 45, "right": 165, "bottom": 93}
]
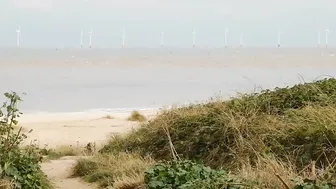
[
  {"left": 237, "top": 155, "right": 298, "bottom": 188},
  {"left": 72, "top": 153, "right": 154, "bottom": 188},
  {"left": 102, "top": 115, "right": 114, "bottom": 119},
  {"left": 127, "top": 111, "right": 147, "bottom": 122},
  {"left": 0, "top": 179, "right": 14, "bottom": 189},
  {"left": 100, "top": 79, "right": 336, "bottom": 170},
  {"left": 41, "top": 145, "right": 83, "bottom": 160},
  {"left": 78, "top": 78, "right": 336, "bottom": 188}
]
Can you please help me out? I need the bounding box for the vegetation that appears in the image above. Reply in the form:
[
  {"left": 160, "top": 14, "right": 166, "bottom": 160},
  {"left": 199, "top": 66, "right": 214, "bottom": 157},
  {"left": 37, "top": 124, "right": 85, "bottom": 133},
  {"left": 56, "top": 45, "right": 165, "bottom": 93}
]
[
  {"left": 0, "top": 92, "right": 52, "bottom": 189},
  {"left": 102, "top": 115, "right": 114, "bottom": 119},
  {"left": 39, "top": 145, "right": 82, "bottom": 160},
  {"left": 145, "top": 160, "right": 244, "bottom": 189},
  {"left": 100, "top": 78, "right": 336, "bottom": 169},
  {"left": 127, "top": 111, "right": 147, "bottom": 122},
  {"left": 72, "top": 153, "right": 154, "bottom": 188},
  {"left": 75, "top": 78, "right": 336, "bottom": 188}
]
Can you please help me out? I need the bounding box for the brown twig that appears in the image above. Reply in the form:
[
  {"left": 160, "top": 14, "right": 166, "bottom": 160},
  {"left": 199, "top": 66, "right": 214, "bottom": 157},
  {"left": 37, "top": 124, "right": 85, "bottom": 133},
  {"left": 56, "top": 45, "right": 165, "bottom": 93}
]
[
  {"left": 310, "top": 161, "right": 317, "bottom": 181},
  {"left": 275, "top": 173, "right": 290, "bottom": 189},
  {"left": 162, "top": 123, "right": 180, "bottom": 160}
]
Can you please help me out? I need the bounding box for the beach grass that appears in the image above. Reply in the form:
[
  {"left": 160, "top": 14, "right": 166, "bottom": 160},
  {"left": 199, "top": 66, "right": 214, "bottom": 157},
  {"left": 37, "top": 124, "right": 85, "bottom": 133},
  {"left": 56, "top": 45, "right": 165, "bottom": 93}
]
[
  {"left": 40, "top": 145, "right": 83, "bottom": 160},
  {"left": 102, "top": 115, "right": 114, "bottom": 119},
  {"left": 72, "top": 153, "right": 154, "bottom": 188},
  {"left": 74, "top": 78, "right": 336, "bottom": 188},
  {"left": 127, "top": 111, "right": 147, "bottom": 122}
]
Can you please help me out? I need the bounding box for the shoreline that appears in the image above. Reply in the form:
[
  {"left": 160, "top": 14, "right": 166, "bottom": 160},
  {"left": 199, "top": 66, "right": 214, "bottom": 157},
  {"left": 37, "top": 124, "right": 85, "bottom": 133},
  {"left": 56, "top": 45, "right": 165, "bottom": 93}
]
[{"left": 18, "top": 108, "right": 162, "bottom": 123}]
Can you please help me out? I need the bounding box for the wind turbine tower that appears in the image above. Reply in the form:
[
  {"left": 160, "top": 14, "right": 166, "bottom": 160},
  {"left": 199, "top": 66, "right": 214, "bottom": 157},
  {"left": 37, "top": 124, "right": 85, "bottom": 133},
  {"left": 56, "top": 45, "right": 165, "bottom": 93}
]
[
  {"left": 224, "top": 28, "right": 228, "bottom": 48},
  {"left": 317, "top": 30, "right": 321, "bottom": 48},
  {"left": 192, "top": 28, "right": 196, "bottom": 47},
  {"left": 277, "top": 30, "right": 283, "bottom": 48},
  {"left": 88, "top": 29, "right": 93, "bottom": 48},
  {"left": 121, "top": 28, "right": 126, "bottom": 48},
  {"left": 16, "top": 26, "right": 21, "bottom": 48},
  {"left": 240, "top": 32, "right": 243, "bottom": 48},
  {"left": 325, "top": 28, "right": 331, "bottom": 48},
  {"left": 160, "top": 32, "right": 164, "bottom": 47},
  {"left": 80, "top": 30, "right": 84, "bottom": 48}
]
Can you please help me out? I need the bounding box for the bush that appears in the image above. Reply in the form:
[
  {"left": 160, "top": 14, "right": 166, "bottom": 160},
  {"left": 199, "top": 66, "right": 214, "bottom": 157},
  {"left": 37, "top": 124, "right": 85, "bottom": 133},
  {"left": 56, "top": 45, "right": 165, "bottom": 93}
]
[
  {"left": 227, "top": 78, "right": 336, "bottom": 115},
  {"left": 100, "top": 78, "right": 336, "bottom": 170},
  {"left": 144, "top": 160, "right": 247, "bottom": 189},
  {"left": 0, "top": 92, "right": 52, "bottom": 189}
]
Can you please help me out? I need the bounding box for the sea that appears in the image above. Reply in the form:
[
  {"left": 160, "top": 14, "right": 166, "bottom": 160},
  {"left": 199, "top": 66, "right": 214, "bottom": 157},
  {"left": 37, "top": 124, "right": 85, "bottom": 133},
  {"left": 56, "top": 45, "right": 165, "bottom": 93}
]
[{"left": 0, "top": 47, "right": 336, "bottom": 114}]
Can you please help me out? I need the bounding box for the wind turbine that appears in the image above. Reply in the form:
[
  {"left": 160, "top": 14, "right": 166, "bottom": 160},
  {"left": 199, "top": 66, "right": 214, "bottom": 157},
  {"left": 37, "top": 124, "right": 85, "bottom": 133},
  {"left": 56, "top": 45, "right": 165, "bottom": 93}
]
[
  {"left": 239, "top": 32, "right": 243, "bottom": 48},
  {"left": 80, "top": 30, "right": 84, "bottom": 48},
  {"left": 224, "top": 28, "right": 228, "bottom": 48},
  {"left": 88, "top": 29, "right": 93, "bottom": 48},
  {"left": 317, "top": 30, "right": 321, "bottom": 48},
  {"left": 325, "top": 28, "right": 331, "bottom": 48},
  {"left": 277, "top": 30, "right": 283, "bottom": 48},
  {"left": 121, "top": 28, "right": 126, "bottom": 48},
  {"left": 16, "top": 26, "right": 21, "bottom": 48},
  {"left": 192, "top": 28, "right": 196, "bottom": 47},
  {"left": 160, "top": 31, "right": 164, "bottom": 47}
]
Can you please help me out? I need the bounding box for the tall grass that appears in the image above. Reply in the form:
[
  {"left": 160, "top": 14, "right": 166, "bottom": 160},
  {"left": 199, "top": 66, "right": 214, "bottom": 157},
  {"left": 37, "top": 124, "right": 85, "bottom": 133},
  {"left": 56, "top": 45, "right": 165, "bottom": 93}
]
[
  {"left": 100, "top": 78, "right": 336, "bottom": 170},
  {"left": 70, "top": 78, "right": 336, "bottom": 188},
  {"left": 72, "top": 153, "right": 154, "bottom": 188}
]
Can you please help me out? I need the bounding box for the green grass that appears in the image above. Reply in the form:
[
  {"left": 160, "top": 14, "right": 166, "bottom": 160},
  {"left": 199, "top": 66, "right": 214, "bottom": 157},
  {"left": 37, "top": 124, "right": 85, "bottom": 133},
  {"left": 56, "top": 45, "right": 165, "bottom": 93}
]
[
  {"left": 100, "top": 78, "right": 336, "bottom": 170},
  {"left": 127, "top": 111, "right": 147, "bottom": 122},
  {"left": 73, "top": 78, "right": 336, "bottom": 188}
]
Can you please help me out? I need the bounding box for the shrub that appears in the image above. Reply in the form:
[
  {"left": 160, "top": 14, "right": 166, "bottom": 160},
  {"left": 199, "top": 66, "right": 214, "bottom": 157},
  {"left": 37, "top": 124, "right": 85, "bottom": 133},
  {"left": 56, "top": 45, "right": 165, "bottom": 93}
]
[
  {"left": 127, "top": 111, "right": 147, "bottom": 122},
  {"left": 227, "top": 78, "right": 336, "bottom": 115},
  {"left": 0, "top": 92, "right": 52, "bottom": 189},
  {"left": 144, "top": 160, "right": 245, "bottom": 189}
]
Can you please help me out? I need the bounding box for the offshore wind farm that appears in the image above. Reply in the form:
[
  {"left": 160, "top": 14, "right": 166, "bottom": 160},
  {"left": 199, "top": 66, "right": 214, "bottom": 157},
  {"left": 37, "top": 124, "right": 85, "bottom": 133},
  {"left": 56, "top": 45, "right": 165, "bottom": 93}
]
[
  {"left": 1, "top": 22, "right": 336, "bottom": 114},
  {"left": 10, "top": 26, "right": 335, "bottom": 49}
]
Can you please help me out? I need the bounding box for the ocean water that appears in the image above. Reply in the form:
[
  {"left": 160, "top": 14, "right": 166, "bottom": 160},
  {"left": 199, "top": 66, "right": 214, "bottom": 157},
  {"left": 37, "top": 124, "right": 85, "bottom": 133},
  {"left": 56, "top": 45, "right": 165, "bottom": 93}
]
[{"left": 0, "top": 47, "right": 336, "bottom": 113}]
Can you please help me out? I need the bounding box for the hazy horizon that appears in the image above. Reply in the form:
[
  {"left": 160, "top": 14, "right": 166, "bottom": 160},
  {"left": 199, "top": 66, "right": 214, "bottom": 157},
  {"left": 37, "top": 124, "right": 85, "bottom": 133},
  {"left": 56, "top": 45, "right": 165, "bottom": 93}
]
[{"left": 1, "top": 0, "right": 336, "bottom": 48}]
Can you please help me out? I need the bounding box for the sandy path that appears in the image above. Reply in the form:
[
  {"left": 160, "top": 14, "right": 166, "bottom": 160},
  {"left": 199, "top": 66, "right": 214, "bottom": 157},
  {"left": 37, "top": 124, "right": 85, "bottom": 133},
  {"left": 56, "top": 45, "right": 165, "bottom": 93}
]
[
  {"left": 41, "top": 156, "right": 97, "bottom": 189},
  {"left": 19, "top": 110, "right": 158, "bottom": 189}
]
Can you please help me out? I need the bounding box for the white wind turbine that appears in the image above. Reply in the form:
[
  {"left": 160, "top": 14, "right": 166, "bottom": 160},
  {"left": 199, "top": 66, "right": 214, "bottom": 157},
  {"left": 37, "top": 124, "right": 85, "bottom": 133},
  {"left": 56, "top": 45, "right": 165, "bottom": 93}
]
[
  {"left": 192, "top": 28, "right": 196, "bottom": 47},
  {"left": 88, "top": 29, "right": 93, "bottom": 48},
  {"left": 224, "top": 28, "right": 228, "bottom": 48},
  {"left": 317, "top": 30, "right": 321, "bottom": 48},
  {"left": 80, "top": 30, "right": 84, "bottom": 48},
  {"left": 160, "top": 31, "right": 164, "bottom": 47},
  {"left": 16, "top": 26, "right": 21, "bottom": 48},
  {"left": 239, "top": 32, "right": 243, "bottom": 47},
  {"left": 277, "top": 30, "right": 283, "bottom": 48},
  {"left": 121, "top": 28, "right": 126, "bottom": 48},
  {"left": 325, "top": 28, "right": 331, "bottom": 48}
]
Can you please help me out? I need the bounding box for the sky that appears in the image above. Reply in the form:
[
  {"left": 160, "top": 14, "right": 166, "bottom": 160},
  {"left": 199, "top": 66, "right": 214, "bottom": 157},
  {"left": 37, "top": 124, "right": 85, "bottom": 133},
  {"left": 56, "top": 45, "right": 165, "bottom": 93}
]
[{"left": 0, "top": 0, "right": 335, "bottom": 48}]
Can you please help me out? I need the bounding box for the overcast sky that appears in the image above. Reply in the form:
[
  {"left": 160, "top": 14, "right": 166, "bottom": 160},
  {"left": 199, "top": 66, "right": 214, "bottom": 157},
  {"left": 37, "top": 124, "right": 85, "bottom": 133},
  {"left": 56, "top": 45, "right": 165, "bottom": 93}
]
[{"left": 0, "top": 0, "right": 335, "bottom": 48}]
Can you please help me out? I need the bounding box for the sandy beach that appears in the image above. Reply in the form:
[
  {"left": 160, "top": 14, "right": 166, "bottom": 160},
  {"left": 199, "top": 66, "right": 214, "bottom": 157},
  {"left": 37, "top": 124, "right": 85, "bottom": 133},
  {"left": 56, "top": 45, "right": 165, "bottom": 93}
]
[
  {"left": 19, "top": 110, "right": 159, "bottom": 149},
  {"left": 15, "top": 110, "right": 159, "bottom": 189}
]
